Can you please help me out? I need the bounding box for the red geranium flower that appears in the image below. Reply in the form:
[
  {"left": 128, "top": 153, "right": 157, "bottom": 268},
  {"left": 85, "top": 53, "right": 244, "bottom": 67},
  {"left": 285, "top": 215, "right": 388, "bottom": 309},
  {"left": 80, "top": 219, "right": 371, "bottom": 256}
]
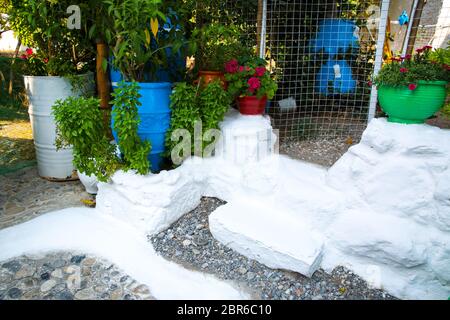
[
  {"left": 225, "top": 59, "right": 239, "bottom": 74},
  {"left": 43, "top": 58, "right": 49, "bottom": 64},
  {"left": 247, "top": 77, "right": 261, "bottom": 91},
  {"left": 416, "top": 48, "right": 423, "bottom": 53},
  {"left": 443, "top": 64, "right": 450, "bottom": 71},
  {"left": 255, "top": 66, "right": 266, "bottom": 77},
  {"left": 423, "top": 45, "right": 432, "bottom": 50},
  {"left": 404, "top": 54, "right": 412, "bottom": 60},
  {"left": 26, "top": 48, "right": 33, "bottom": 56},
  {"left": 408, "top": 83, "right": 417, "bottom": 91},
  {"left": 400, "top": 68, "right": 408, "bottom": 73},
  {"left": 20, "top": 54, "right": 27, "bottom": 60}
]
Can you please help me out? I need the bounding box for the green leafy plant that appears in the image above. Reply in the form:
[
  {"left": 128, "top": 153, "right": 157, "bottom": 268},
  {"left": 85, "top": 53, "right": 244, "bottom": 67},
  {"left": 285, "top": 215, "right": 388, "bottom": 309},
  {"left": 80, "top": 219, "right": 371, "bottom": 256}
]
[
  {"left": 374, "top": 45, "right": 450, "bottom": 88},
  {"left": 111, "top": 81, "right": 151, "bottom": 175},
  {"left": 191, "top": 23, "right": 251, "bottom": 72},
  {"left": 166, "top": 80, "right": 231, "bottom": 162},
  {"left": 52, "top": 97, "right": 120, "bottom": 182},
  {"left": 224, "top": 56, "right": 278, "bottom": 99},
  {"left": 104, "top": 0, "right": 186, "bottom": 82},
  {"left": 8, "top": 0, "right": 94, "bottom": 76}
]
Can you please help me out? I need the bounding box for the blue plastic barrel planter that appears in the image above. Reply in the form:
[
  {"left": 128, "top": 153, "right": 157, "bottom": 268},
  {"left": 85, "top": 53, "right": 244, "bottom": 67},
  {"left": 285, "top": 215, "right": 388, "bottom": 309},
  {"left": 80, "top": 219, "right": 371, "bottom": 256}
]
[
  {"left": 310, "top": 19, "right": 360, "bottom": 58},
  {"left": 111, "top": 82, "right": 172, "bottom": 172},
  {"left": 316, "top": 59, "right": 356, "bottom": 95}
]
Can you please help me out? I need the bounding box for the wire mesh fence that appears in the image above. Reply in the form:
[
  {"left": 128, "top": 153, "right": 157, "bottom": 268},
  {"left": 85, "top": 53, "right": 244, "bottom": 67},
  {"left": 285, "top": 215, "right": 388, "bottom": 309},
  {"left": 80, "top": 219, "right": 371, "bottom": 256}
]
[{"left": 203, "top": 0, "right": 449, "bottom": 141}]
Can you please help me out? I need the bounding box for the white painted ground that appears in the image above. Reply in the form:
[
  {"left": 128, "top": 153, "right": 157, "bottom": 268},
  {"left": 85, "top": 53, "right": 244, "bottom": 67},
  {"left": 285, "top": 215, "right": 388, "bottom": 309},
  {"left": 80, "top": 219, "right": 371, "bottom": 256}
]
[{"left": 0, "top": 208, "right": 248, "bottom": 300}]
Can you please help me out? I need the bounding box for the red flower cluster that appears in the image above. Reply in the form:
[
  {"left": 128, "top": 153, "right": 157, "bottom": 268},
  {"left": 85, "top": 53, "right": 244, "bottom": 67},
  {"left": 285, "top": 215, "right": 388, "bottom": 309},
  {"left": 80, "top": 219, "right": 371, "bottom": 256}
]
[
  {"left": 225, "top": 59, "right": 239, "bottom": 74},
  {"left": 20, "top": 48, "right": 33, "bottom": 60},
  {"left": 400, "top": 68, "right": 408, "bottom": 73},
  {"left": 247, "top": 77, "right": 261, "bottom": 92},
  {"left": 255, "top": 67, "right": 266, "bottom": 77},
  {"left": 408, "top": 83, "right": 417, "bottom": 91},
  {"left": 416, "top": 45, "right": 432, "bottom": 53}
]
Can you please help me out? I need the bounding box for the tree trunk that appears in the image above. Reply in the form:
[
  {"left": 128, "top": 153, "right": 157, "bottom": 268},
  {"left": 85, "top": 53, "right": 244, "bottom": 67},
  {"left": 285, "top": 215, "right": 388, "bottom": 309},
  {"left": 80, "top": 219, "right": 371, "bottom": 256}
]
[
  {"left": 8, "top": 38, "right": 21, "bottom": 96},
  {"left": 96, "top": 41, "right": 112, "bottom": 138}
]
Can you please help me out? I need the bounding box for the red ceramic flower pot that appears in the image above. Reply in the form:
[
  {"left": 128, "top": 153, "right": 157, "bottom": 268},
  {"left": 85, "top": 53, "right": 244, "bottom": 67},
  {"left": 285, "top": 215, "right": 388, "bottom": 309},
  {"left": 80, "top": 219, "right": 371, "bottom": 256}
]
[{"left": 237, "top": 96, "right": 267, "bottom": 115}]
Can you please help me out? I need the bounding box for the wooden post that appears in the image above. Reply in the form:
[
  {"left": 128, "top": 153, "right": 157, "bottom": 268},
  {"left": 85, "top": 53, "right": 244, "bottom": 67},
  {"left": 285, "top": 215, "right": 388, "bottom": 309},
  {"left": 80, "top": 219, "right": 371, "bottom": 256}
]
[
  {"left": 96, "top": 41, "right": 112, "bottom": 137},
  {"left": 8, "top": 39, "right": 21, "bottom": 96},
  {"left": 406, "top": 0, "right": 427, "bottom": 55}
]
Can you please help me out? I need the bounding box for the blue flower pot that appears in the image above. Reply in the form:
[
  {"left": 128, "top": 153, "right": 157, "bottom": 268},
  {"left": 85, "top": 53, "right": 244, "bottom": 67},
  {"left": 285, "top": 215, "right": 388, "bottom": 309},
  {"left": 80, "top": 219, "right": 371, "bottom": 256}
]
[{"left": 112, "top": 82, "right": 172, "bottom": 172}]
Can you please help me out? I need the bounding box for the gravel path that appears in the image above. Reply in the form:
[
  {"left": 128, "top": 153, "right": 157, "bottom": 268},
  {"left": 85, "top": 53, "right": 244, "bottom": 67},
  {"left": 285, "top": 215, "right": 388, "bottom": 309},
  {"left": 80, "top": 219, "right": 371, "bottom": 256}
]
[
  {"left": 150, "top": 197, "right": 397, "bottom": 300},
  {"left": 0, "top": 252, "right": 153, "bottom": 300},
  {"left": 0, "top": 166, "right": 92, "bottom": 230},
  {"left": 279, "top": 137, "right": 353, "bottom": 167}
]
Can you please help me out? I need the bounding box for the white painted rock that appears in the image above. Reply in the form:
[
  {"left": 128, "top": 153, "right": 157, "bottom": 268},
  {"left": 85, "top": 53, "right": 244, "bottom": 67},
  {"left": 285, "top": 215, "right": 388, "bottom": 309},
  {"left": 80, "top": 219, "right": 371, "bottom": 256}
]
[
  {"left": 214, "top": 109, "right": 277, "bottom": 164},
  {"left": 209, "top": 198, "right": 325, "bottom": 277},
  {"left": 96, "top": 160, "right": 205, "bottom": 235},
  {"left": 325, "top": 118, "right": 450, "bottom": 299}
]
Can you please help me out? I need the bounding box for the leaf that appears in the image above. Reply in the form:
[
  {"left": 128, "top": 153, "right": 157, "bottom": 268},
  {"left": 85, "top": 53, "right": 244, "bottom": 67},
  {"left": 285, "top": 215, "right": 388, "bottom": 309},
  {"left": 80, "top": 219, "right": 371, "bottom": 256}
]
[
  {"left": 150, "top": 18, "right": 159, "bottom": 38},
  {"left": 144, "top": 29, "right": 151, "bottom": 46}
]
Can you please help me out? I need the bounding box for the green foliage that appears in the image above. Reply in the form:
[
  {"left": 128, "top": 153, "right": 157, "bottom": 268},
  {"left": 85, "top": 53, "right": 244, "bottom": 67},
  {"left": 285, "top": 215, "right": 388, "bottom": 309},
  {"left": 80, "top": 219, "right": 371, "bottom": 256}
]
[
  {"left": 191, "top": 23, "right": 252, "bottom": 72},
  {"left": 442, "top": 103, "right": 450, "bottom": 119},
  {"left": 104, "top": 0, "right": 186, "bottom": 82},
  {"left": 165, "top": 82, "right": 201, "bottom": 159},
  {"left": 52, "top": 97, "right": 120, "bottom": 182},
  {"left": 111, "top": 81, "right": 151, "bottom": 175},
  {"left": 374, "top": 46, "right": 450, "bottom": 87},
  {"left": 199, "top": 81, "right": 231, "bottom": 131},
  {"left": 8, "top": 0, "right": 94, "bottom": 76},
  {"left": 166, "top": 80, "right": 231, "bottom": 161},
  {"left": 225, "top": 56, "right": 278, "bottom": 99}
]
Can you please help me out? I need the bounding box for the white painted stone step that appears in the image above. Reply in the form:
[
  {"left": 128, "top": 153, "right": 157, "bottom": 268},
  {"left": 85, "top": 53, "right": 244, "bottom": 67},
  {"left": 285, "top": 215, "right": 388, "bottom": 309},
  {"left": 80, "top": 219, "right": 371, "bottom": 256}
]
[{"left": 209, "top": 198, "right": 324, "bottom": 277}]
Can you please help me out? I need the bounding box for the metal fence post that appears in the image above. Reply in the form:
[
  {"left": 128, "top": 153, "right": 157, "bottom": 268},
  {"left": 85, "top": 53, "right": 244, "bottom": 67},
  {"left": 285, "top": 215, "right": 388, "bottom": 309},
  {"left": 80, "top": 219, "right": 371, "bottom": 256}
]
[
  {"left": 259, "top": 0, "right": 267, "bottom": 58},
  {"left": 368, "top": 0, "right": 391, "bottom": 122}
]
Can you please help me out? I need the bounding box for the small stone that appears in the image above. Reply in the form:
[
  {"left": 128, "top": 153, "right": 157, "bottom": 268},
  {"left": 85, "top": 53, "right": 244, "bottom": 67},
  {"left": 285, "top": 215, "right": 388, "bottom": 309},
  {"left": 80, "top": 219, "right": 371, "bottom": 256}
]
[
  {"left": 120, "top": 276, "right": 129, "bottom": 283},
  {"left": 201, "top": 263, "right": 209, "bottom": 269},
  {"left": 94, "top": 285, "right": 108, "bottom": 293},
  {"left": 247, "top": 272, "right": 256, "bottom": 281},
  {"left": 312, "top": 294, "right": 323, "bottom": 300},
  {"left": 82, "top": 267, "right": 91, "bottom": 276},
  {"left": 82, "top": 258, "right": 96, "bottom": 267},
  {"left": 111, "top": 288, "right": 123, "bottom": 300},
  {"left": 2, "top": 261, "right": 22, "bottom": 273},
  {"left": 40, "top": 279, "right": 57, "bottom": 292},
  {"left": 40, "top": 272, "right": 50, "bottom": 280},
  {"left": 15, "top": 265, "right": 35, "bottom": 279},
  {"left": 192, "top": 249, "right": 200, "bottom": 255},
  {"left": 175, "top": 250, "right": 182, "bottom": 257},
  {"left": 70, "top": 255, "right": 86, "bottom": 264},
  {"left": 56, "top": 290, "right": 74, "bottom": 300},
  {"left": 51, "top": 269, "right": 63, "bottom": 279},
  {"left": 74, "top": 288, "right": 96, "bottom": 300},
  {"left": 238, "top": 267, "right": 248, "bottom": 275},
  {"left": 182, "top": 239, "right": 191, "bottom": 247},
  {"left": 133, "top": 284, "right": 150, "bottom": 295},
  {"left": 52, "top": 260, "right": 66, "bottom": 268},
  {"left": 7, "top": 287, "right": 22, "bottom": 299},
  {"left": 196, "top": 224, "right": 205, "bottom": 230}
]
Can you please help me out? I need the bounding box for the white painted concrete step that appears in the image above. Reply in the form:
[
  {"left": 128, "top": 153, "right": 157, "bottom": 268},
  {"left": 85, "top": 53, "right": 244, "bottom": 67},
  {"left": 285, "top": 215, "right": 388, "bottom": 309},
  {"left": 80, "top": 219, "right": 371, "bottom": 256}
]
[{"left": 209, "top": 198, "right": 324, "bottom": 277}]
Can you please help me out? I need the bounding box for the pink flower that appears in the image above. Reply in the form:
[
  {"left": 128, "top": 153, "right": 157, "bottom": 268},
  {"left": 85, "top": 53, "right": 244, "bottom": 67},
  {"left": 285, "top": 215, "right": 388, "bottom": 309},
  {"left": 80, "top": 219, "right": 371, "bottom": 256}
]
[
  {"left": 255, "top": 67, "right": 266, "bottom": 77},
  {"left": 404, "top": 54, "right": 412, "bottom": 60},
  {"left": 424, "top": 45, "right": 432, "bottom": 50},
  {"left": 400, "top": 68, "right": 408, "bottom": 73},
  {"left": 43, "top": 58, "right": 49, "bottom": 63},
  {"left": 238, "top": 66, "right": 245, "bottom": 72},
  {"left": 416, "top": 48, "right": 423, "bottom": 53},
  {"left": 408, "top": 83, "right": 417, "bottom": 91},
  {"left": 367, "top": 80, "right": 373, "bottom": 86},
  {"left": 225, "top": 59, "right": 238, "bottom": 74},
  {"left": 247, "top": 77, "right": 261, "bottom": 91},
  {"left": 26, "top": 48, "right": 33, "bottom": 56}
]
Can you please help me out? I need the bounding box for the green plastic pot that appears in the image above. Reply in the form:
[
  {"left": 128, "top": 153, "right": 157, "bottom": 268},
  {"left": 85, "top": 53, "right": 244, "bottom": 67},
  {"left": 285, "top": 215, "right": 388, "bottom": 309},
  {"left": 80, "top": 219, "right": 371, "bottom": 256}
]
[{"left": 378, "top": 80, "right": 448, "bottom": 124}]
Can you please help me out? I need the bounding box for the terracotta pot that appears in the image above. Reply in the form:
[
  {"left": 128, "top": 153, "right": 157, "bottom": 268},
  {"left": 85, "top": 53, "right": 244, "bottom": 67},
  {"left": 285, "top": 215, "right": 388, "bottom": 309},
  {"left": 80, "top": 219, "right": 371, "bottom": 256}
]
[
  {"left": 237, "top": 95, "right": 267, "bottom": 115},
  {"left": 196, "top": 71, "right": 227, "bottom": 89}
]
